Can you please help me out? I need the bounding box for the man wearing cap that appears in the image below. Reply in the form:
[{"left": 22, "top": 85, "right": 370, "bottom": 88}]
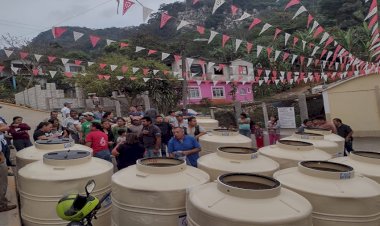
[
  {"left": 80, "top": 112, "right": 100, "bottom": 143},
  {"left": 61, "top": 102, "right": 72, "bottom": 120}
]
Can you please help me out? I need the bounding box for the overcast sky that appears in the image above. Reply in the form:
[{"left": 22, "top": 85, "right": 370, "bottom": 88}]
[{"left": 0, "top": 0, "right": 179, "bottom": 47}]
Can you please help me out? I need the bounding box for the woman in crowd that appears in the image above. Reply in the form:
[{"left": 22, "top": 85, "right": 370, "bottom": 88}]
[
  {"left": 112, "top": 133, "right": 144, "bottom": 170},
  {"left": 112, "top": 117, "right": 129, "bottom": 142},
  {"left": 48, "top": 118, "right": 69, "bottom": 138},
  {"left": 102, "top": 112, "right": 115, "bottom": 123},
  {"left": 101, "top": 119, "right": 115, "bottom": 149},
  {"left": 268, "top": 115, "right": 280, "bottom": 145},
  {"left": 33, "top": 122, "right": 53, "bottom": 141},
  {"left": 238, "top": 113, "right": 251, "bottom": 138},
  {"left": 8, "top": 116, "right": 32, "bottom": 151}
]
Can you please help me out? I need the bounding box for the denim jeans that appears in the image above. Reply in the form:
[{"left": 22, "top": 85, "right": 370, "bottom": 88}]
[
  {"left": 1, "top": 141, "right": 11, "bottom": 166},
  {"left": 13, "top": 139, "right": 32, "bottom": 152},
  {"left": 94, "top": 150, "right": 112, "bottom": 162},
  {"left": 0, "top": 153, "right": 8, "bottom": 207},
  {"left": 144, "top": 147, "right": 162, "bottom": 158},
  {"left": 239, "top": 129, "right": 251, "bottom": 138}
]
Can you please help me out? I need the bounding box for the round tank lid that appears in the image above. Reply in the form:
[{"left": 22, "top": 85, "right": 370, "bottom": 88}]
[
  {"left": 276, "top": 140, "right": 314, "bottom": 151},
  {"left": 136, "top": 157, "right": 186, "bottom": 174},
  {"left": 217, "top": 147, "right": 258, "bottom": 160},
  {"left": 43, "top": 150, "right": 91, "bottom": 166},
  {"left": 35, "top": 138, "right": 73, "bottom": 145},
  {"left": 299, "top": 161, "right": 354, "bottom": 180},
  {"left": 305, "top": 128, "right": 332, "bottom": 135},
  {"left": 293, "top": 132, "right": 324, "bottom": 140},
  {"left": 350, "top": 151, "right": 380, "bottom": 164},
  {"left": 217, "top": 173, "right": 281, "bottom": 199},
  {"left": 211, "top": 129, "right": 239, "bottom": 136}
]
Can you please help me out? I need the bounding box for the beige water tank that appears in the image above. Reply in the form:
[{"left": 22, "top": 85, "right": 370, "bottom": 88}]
[
  {"left": 282, "top": 132, "right": 341, "bottom": 157},
  {"left": 259, "top": 140, "right": 332, "bottom": 169},
  {"left": 187, "top": 173, "right": 313, "bottom": 226},
  {"left": 274, "top": 161, "right": 380, "bottom": 226},
  {"left": 196, "top": 117, "right": 219, "bottom": 131},
  {"left": 198, "top": 147, "right": 279, "bottom": 181},
  {"left": 18, "top": 150, "right": 113, "bottom": 226},
  {"left": 199, "top": 129, "right": 252, "bottom": 156},
  {"left": 16, "top": 138, "right": 93, "bottom": 171},
  {"left": 305, "top": 128, "right": 345, "bottom": 153},
  {"left": 331, "top": 151, "right": 380, "bottom": 184},
  {"left": 112, "top": 157, "right": 210, "bottom": 226}
]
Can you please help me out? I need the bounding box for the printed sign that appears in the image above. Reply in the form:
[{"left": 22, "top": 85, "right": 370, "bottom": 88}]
[{"left": 277, "top": 107, "right": 296, "bottom": 129}]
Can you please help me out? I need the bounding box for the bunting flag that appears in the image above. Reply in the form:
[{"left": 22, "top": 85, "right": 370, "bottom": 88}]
[
  {"left": 246, "top": 42, "right": 253, "bottom": 53},
  {"left": 160, "top": 13, "right": 173, "bottom": 28},
  {"left": 49, "top": 71, "right": 57, "bottom": 78},
  {"left": 231, "top": 5, "right": 238, "bottom": 15},
  {"left": 307, "top": 14, "right": 313, "bottom": 28},
  {"left": 20, "top": 52, "right": 28, "bottom": 59},
  {"left": 135, "top": 46, "right": 145, "bottom": 52},
  {"left": 310, "top": 21, "right": 319, "bottom": 33},
  {"left": 293, "top": 37, "right": 299, "bottom": 47},
  {"left": 324, "top": 37, "right": 334, "bottom": 48},
  {"left": 4, "top": 50, "right": 13, "bottom": 58},
  {"left": 259, "top": 80, "right": 264, "bottom": 86},
  {"left": 143, "top": 6, "right": 153, "bottom": 22},
  {"left": 65, "top": 72, "right": 73, "bottom": 78},
  {"left": 208, "top": 30, "right": 219, "bottom": 43},
  {"left": 249, "top": 18, "right": 262, "bottom": 30},
  {"left": 212, "top": 0, "right": 225, "bottom": 14},
  {"left": 89, "top": 35, "right": 101, "bottom": 47},
  {"left": 197, "top": 26, "right": 205, "bottom": 34},
  {"left": 320, "top": 49, "right": 328, "bottom": 59},
  {"left": 283, "top": 52, "right": 290, "bottom": 61},
  {"left": 11, "top": 66, "right": 19, "bottom": 74},
  {"left": 292, "top": 6, "right": 307, "bottom": 20},
  {"left": 132, "top": 67, "right": 139, "bottom": 73},
  {"left": 259, "top": 23, "right": 272, "bottom": 35},
  {"left": 52, "top": 27, "right": 67, "bottom": 39},
  {"left": 284, "top": 33, "right": 291, "bottom": 46},
  {"left": 48, "top": 56, "right": 56, "bottom": 63},
  {"left": 153, "top": 69, "right": 160, "bottom": 75},
  {"left": 291, "top": 54, "right": 298, "bottom": 64},
  {"left": 60, "top": 58, "right": 69, "bottom": 65},
  {"left": 285, "top": 0, "right": 301, "bottom": 10},
  {"left": 174, "top": 55, "right": 181, "bottom": 62},
  {"left": 311, "top": 46, "right": 320, "bottom": 56},
  {"left": 196, "top": 80, "right": 202, "bottom": 86},
  {"left": 235, "top": 12, "right": 251, "bottom": 21},
  {"left": 120, "top": 42, "right": 129, "bottom": 48},
  {"left": 274, "top": 50, "right": 281, "bottom": 61},
  {"left": 99, "top": 63, "right": 107, "bottom": 69},
  {"left": 88, "top": 62, "right": 94, "bottom": 66},
  {"left": 0, "top": 66, "right": 4, "bottom": 72},
  {"left": 299, "top": 56, "right": 305, "bottom": 65},
  {"left": 235, "top": 39, "right": 242, "bottom": 52},
  {"left": 307, "top": 58, "right": 313, "bottom": 67},
  {"left": 34, "top": 54, "right": 42, "bottom": 62},
  {"left": 116, "top": 76, "right": 124, "bottom": 80},
  {"left": 122, "top": 0, "right": 134, "bottom": 15},
  {"left": 302, "top": 40, "right": 306, "bottom": 51},
  {"left": 207, "top": 62, "right": 215, "bottom": 70},
  {"left": 257, "top": 45, "right": 263, "bottom": 57},
  {"left": 73, "top": 31, "right": 84, "bottom": 41},
  {"left": 162, "top": 52, "right": 170, "bottom": 60},
  {"left": 193, "top": 0, "right": 200, "bottom": 5},
  {"left": 326, "top": 51, "right": 333, "bottom": 61},
  {"left": 32, "top": 69, "right": 39, "bottom": 76},
  {"left": 106, "top": 39, "right": 116, "bottom": 46},
  {"left": 74, "top": 60, "right": 82, "bottom": 65},
  {"left": 274, "top": 28, "right": 282, "bottom": 40},
  {"left": 187, "top": 58, "right": 194, "bottom": 68},
  {"left": 365, "top": 5, "right": 378, "bottom": 21},
  {"left": 267, "top": 47, "right": 272, "bottom": 59},
  {"left": 222, "top": 34, "right": 230, "bottom": 47},
  {"left": 148, "top": 50, "right": 157, "bottom": 55},
  {"left": 313, "top": 26, "right": 324, "bottom": 38},
  {"left": 177, "top": 20, "right": 190, "bottom": 30},
  {"left": 143, "top": 68, "right": 149, "bottom": 76},
  {"left": 110, "top": 65, "right": 118, "bottom": 71}
]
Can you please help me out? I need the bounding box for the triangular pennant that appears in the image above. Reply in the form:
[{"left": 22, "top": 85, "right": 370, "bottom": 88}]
[
  {"left": 207, "top": 62, "right": 215, "bottom": 70},
  {"left": 120, "top": 42, "right": 129, "bottom": 48},
  {"left": 88, "top": 62, "right": 94, "bottom": 67},
  {"left": 291, "top": 55, "right": 298, "bottom": 64},
  {"left": 143, "top": 68, "right": 149, "bottom": 76},
  {"left": 293, "top": 37, "right": 299, "bottom": 47},
  {"left": 248, "top": 18, "right": 262, "bottom": 30},
  {"left": 197, "top": 26, "right": 205, "bottom": 34},
  {"left": 65, "top": 72, "right": 73, "bottom": 78},
  {"left": 212, "top": 0, "right": 226, "bottom": 14},
  {"left": 61, "top": 58, "right": 69, "bottom": 65},
  {"left": 135, "top": 46, "right": 145, "bottom": 52},
  {"left": 122, "top": 65, "right": 128, "bottom": 73},
  {"left": 302, "top": 40, "right": 306, "bottom": 51},
  {"left": 324, "top": 37, "right": 334, "bottom": 48},
  {"left": 174, "top": 55, "right": 182, "bottom": 62},
  {"left": 177, "top": 20, "right": 190, "bottom": 30},
  {"left": 11, "top": 67, "right": 19, "bottom": 74},
  {"left": 274, "top": 28, "right": 282, "bottom": 40},
  {"left": 257, "top": 45, "right": 263, "bottom": 57},
  {"left": 20, "top": 52, "right": 28, "bottom": 59},
  {"left": 235, "top": 39, "right": 243, "bottom": 52},
  {"left": 89, "top": 35, "right": 101, "bottom": 47},
  {"left": 222, "top": 34, "right": 230, "bottom": 47},
  {"left": 366, "top": 6, "right": 377, "bottom": 20},
  {"left": 99, "top": 63, "right": 107, "bottom": 69},
  {"left": 148, "top": 50, "right": 157, "bottom": 55},
  {"left": 48, "top": 56, "right": 57, "bottom": 63},
  {"left": 267, "top": 47, "right": 272, "bottom": 59},
  {"left": 307, "top": 14, "right": 313, "bottom": 28},
  {"left": 110, "top": 65, "right": 118, "bottom": 71},
  {"left": 259, "top": 80, "right": 264, "bottom": 86},
  {"left": 106, "top": 39, "right": 116, "bottom": 46},
  {"left": 259, "top": 23, "right": 272, "bottom": 35},
  {"left": 196, "top": 80, "right": 202, "bottom": 86},
  {"left": 300, "top": 56, "right": 305, "bottom": 65},
  {"left": 116, "top": 76, "right": 124, "bottom": 80},
  {"left": 231, "top": 4, "right": 238, "bottom": 16},
  {"left": 208, "top": 30, "right": 219, "bottom": 44},
  {"left": 285, "top": 33, "right": 291, "bottom": 46},
  {"left": 143, "top": 6, "right": 153, "bottom": 22},
  {"left": 311, "top": 46, "right": 320, "bottom": 56},
  {"left": 313, "top": 26, "right": 324, "bottom": 38},
  {"left": 285, "top": 0, "right": 301, "bottom": 10},
  {"left": 265, "top": 70, "right": 271, "bottom": 77},
  {"left": 235, "top": 12, "right": 252, "bottom": 21},
  {"left": 292, "top": 6, "right": 307, "bottom": 19},
  {"left": 162, "top": 52, "right": 170, "bottom": 61},
  {"left": 49, "top": 71, "right": 57, "bottom": 78},
  {"left": 247, "top": 42, "right": 253, "bottom": 53},
  {"left": 160, "top": 12, "right": 173, "bottom": 28},
  {"left": 274, "top": 50, "right": 281, "bottom": 61},
  {"left": 122, "top": 0, "right": 135, "bottom": 15},
  {"left": 132, "top": 67, "right": 140, "bottom": 74},
  {"left": 303, "top": 77, "right": 308, "bottom": 83},
  {"left": 143, "top": 78, "right": 150, "bottom": 83},
  {"left": 307, "top": 58, "right": 313, "bottom": 67},
  {"left": 275, "top": 79, "right": 280, "bottom": 85},
  {"left": 153, "top": 70, "right": 160, "bottom": 75},
  {"left": 370, "top": 0, "right": 378, "bottom": 13},
  {"left": 310, "top": 21, "right": 319, "bottom": 33},
  {"left": 34, "top": 54, "right": 42, "bottom": 62},
  {"left": 225, "top": 80, "right": 231, "bottom": 85},
  {"left": 73, "top": 31, "right": 84, "bottom": 41},
  {"left": 97, "top": 75, "right": 104, "bottom": 80},
  {"left": 32, "top": 69, "right": 39, "bottom": 76},
  {"left": 52, "top": 27, "right": 67, "bottom": 39},
  {"left": 283, "top": 52, "right": 290, "bottom": 61},
  {"left": 257, "top": 69, "right": 263, "bottom": 77},
  {"left": 4, "top": 50, "right": 13, "bottom": 58},
  {"left": 187, "top": 58, "right": 195, "bottom": 68},
  {"left": 326, "top": 51, "right": 333, "bottom": 61},
  {"left": 319, "top": 32, "right": 330, "bottom": 45},
  {"left": 320, "top": 49, "right": 328, "bottom": 59}
]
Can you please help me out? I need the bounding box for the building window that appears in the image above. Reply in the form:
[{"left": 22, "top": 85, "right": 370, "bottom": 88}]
[
  {"left": 212, "top": 87, "right": 225, "bottom": 98},
  {"left": 214, "top": 68, "right": 224, "bottom": 75},
  {"left": 240, "top": 66, "right": 248, "bottom": 75},
  {"left": 190, "top": 64, "right": 203, "bottom": 77},
  {"left": 69, "top": 66, "right": 83, "bottom": 73},
  {"left": 240, "top": 88, "right": 247, "bottom": 95},
  {"left": 189, "top": 87, "right": 201, "bottom": 99}
]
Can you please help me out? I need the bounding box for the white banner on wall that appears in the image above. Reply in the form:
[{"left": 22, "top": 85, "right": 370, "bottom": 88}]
[{"left": 278, "top": 107, "right": 296, "bottom": 129}]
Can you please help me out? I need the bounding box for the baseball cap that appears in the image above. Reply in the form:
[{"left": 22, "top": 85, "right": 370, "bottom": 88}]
[{"left": 83, "top": 112, "right": 94, "bottom": 117}]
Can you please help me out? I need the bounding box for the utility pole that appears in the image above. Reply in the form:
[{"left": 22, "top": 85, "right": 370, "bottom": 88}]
[{"left": 182, "top": 53, "right": 188, "bottom": 109}]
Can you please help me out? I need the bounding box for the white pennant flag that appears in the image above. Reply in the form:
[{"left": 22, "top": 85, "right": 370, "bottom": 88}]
[
  {"left": 280, "top": 71, "right": 285, "bottom": 77},
  {"left": 371, "top": 34, "right": 380, "bottom": 46},
  {"left": 177, "top": 20, "right": 190, "bottom": 30},
  {"left": 275, "top": 79, "right": 280, "bottom": 85},
  {"left": 196, "top": 80, "right": 202, "bottom": 86},
  {"left": 365, "top": 69, "right": 371, "bottom": 75},
  {"left": 319, "top": 32, "right": 329, "bottom": 44},
  {"left": 213, "top": 80, "right": 218, "bottom": 86},
  {"left": 335, "top": 62, "right": 339, "bottom": 71},
  {"left": 310, "top": 21, "right": 319, "bottom": 33},
  {"left": 354, "top": 70, "right": 359, "bottom": 76},
  {"left": 162, "top": 52, "right": 170, "bottom": 61},
  {"left": 303, "top": 78, "right": 308, "bottom": 83},
  {"left": 280, "top": 77, "right": 285, "bottom": 83},
  {"left": 257, "top": 45, "right": 263, "bottom": 57},
  {"left": 342, "top": 72, "right": 347, "bottom": 78},
  {"left": 235, "top": 12, "right": 251, "bottom": 21},
  {"left": 338, "top": 48, "right": 346, "bottom": 57},
  {"left": 186, "top": 58, "right": 194, "bottom": 68},
  {"left": 61, "top": 58, "right": 69, "bottom": 65},
  {"left": 212, "top": 0, "right": 225, "bottom": 14},
  {"left": 208, "top": 30, "right": 219, "bottom": 44},
  {"left": 143, "top": 6, "right": 153, "bottom": 22},
  {"left": 345, "top": 64, "right": 350, "bottom": 71},
  {"left": 332, "top": 72, "right": 337, "bottom": 78},
  {"left": 81, "top": 73, "right": 87, "bottom": 76},
  {"left": 116, "top": 76, "right": 124, "bottom": 80},
  {"left": 264, "top": 77, "right": 269, "bottom": 83},
  {"left": 106, "top": 39, "right": 116, "bottom": 46},
  {"left": 143, "top": 78, "right": 150, "bottom": 82},
  {"left": 285, "top": 33, "right": 291, "bottom": 46},
  {"left": 225, "top": 80, "right": 231, "bottom": 85},
  {"left": 4, "top": 50, "right": 13, "bottom": 58},
  {"left": 322, "top": 73, "right": 328, "bottom": 81},
  {"left": 110, "top": 65, "right": 118, "bottom": 71},
  {"left": 265, "top": 70, "right": 271, "bottom": 76},
  {"left": 88, "top": 62, "right": 94, "bottom": 66},
  {"left": 259, "top": 23, "right": 272, "bottom": 35},
  {"left": 294, "top": 76, "right": 299, "bottom": 82},
  {"left": 207, "top": 62, "right": 215, "bottom": 70},
  {"left": 259, "top": 80, "right": 264, "bottom": 86},
  {"left": 135, "top": 46, "right": 145, "bottom": 52},
  {"left": 322, "top": 61, "right": 327, "bottom": 68},
  {"left": 365, "top": 7, "right": 378, "bottom": 21},
  {"left": 274, "top": 50, "right": 281, "bottom": 61},
  {"left": 294, "top": 72, "right": 300, "bottom": 76},
  {"left": 49, "top": 71, "right": 57, "bottom": 78},
  {"left": 289, "top": 79, "right": 294, "bottom": 85},
  {"left": 132, "top": 67, "right": 139, "bottom": 73},
  {"left": 173, "top": 72, "right": 180, "bottom": 77},
  {"left": 372, "top": 23, "right": 378, "bottom": 35},
  {"left": 291, "top": 55, "right": 298, "bottom": 64},
  {"left": 11, "top": 67, "right": 19, "bottom": 74},
  {"left": 370, "top": 42, "right": 380, "bottom": 51},
  {"left": 311, "top": 46, "right": 320, "bottom": 56},
  {"left": 292, "top": 6, "right": 307, "bottom": 20},
  {"left": 34, "top": 54, "right": 42, "bottom": 62},
  {"left": 302, "top": 40, "right": 306, "bottom": 51},
  {"left": 153, "top": 70, "right": 160, "bottom": 75},
  {"left": 73, "top": 31, "right": 84, "bottom": 41},
  {"left": 235, "top": 39, "right": 243, "bottom": 52},
  {"left": 326, "top": 51, "right": 333, "bottom": 61}
]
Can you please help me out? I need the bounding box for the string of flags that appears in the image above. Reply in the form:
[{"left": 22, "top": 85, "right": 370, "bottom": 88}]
[{"left": 364, "top": 0, "right": 380, "bottom": 60}]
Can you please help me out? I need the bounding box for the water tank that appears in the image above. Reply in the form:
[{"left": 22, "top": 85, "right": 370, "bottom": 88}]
[
  {"left": 16, "top": 138, "right": 93, "bottom": 171},
  {"left": 198, "top": 147, "right": 279, "bottom": 181},
  {"left": 199, "top": 129, "right": 252, "bottom": 156},
  {"left": 330, "top": 151, "right": 380, "bottom": 184},
  {"left": 187, "top": 173, "right": 313, "bottom": 226},
  {"left": 196, "top": 117, "right": 219, "bottom": 131},
  {"left": 259, "top": 140, "right": 332, "bottom": 169},
  {"left": 282, "top": 132, "right": 341, "bottom": 157},
  {"left": 18, "top": 150, "right": 113, "bottom": 226},
  {"left": 274, "top": 161, "right": 380, "bottom": 226},
  {"left": 112, "top": 157, "right": 210, "bottom": 226},
  {"left": 305, "top": 128, "right": 345, "bottom": 153}
]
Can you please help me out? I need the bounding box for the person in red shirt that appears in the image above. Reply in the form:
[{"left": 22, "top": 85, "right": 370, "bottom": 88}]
[
  {"left": 85, "top": 122, "right": 111, "bottom": 162},
  {"left": 8, "top": 116, "right": 32, "bottom": 151}
]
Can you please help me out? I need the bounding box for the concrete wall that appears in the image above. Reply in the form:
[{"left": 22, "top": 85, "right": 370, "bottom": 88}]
[{"left": 324, "top": 74, "right": 380, "bottom": 137}]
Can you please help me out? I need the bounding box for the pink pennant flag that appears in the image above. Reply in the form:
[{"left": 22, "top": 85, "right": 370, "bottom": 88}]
[
  {"left": 300, "top": 72, "right": 305, "bottom": 80},
  {"left": 163, "top": 70, "right": 170, "bottom": 76},
  {"left": 0, "top": 66, "right": 4, "bottom": 72},
  {"left": 314, "top": 73, "right": 321, "bottom": 82},
  {"left": 148, "top": 50, "right": 157, "bottom": 55},
  {"left": 99, "top": 63, "right": 107, "bottom": 69},
  {"left": 48, "top": 56, "right": 56, "bottom": 63},
  {"left": 246, "top": 42, "right": 253, "bottom": 53},
  {"left": 90, "top": 35, "right": 101, "bottom": 47},
  {"left": 122, "top": 0, "right": 135, "bottom": 15},
  {"left": 122, "top": 65, "right": 128, "bottom": 73},
  {"left": 20, "top": 52, "right": 28, "bottom": 59},
  {"left": 198, "top": 59, "right": 206, "bottom": 65},
  {"left": 143, "top": 68, "right": 149, "bottom": 76},
  {"left": 65, "top": 72, "right": 73, "bottom": 78},
  {"left": 120, "top": 42, "right": 129, "bottom": 48},
  {"left": 307, "top": 14, "right": 313, "bottom": 28},
  {"left": 129, "top": 76, "right": 136, "bottom": 81},
  {"left": 104, "top": 75, "right": 111, "bottom": 80},
  {"left": 285, "top": 0, "right": 301, "bottom": 10},
  {"left": 368, "top": 15, "right": 378, "bottom": 30},
  {"left": 174, "top": 55, "right": 181, "bottom": 62},
  {"left": 218, "top": 64, "right": 225, "bottom": 70},
  {"left": 248, "top": 18, "right": 262, "bottom": 30},
  {"left": 32, "top": 69, "right": 39, "bottom": 76},
  {"left": 313, "top": 26, "right": 324, "bottom": 38},
  {"left": 74, "top": 60, "right": 82, "bottom": 65},
  {"left": 293, "top": 37, "right": 299, "bottom": 47},
  {"left": 267, "top": 47, "right": 272, "bottom": 59},
  {"left": 283, "top": 52, "right": 290, "bottom": 61},
  {"left": 324, "top": 37, "right": 334, "bottom": 48},
  {"left": 257, "top": 69, "right": 263, "bottom": 77},
  {"left": 193, "top": 0, "right": 200, "bottom": 5},
  {"left": 274, "top": 28, "right": 282, "bottom": 40},
  {"left": 370, "top": 0, "right": 378, "bottom": 12},
  {"left": 287, "top": 72, "right": 292, "bottom": 81},
  {"left": 197, "top": 26, "right": 205, "bottom": 35},
  {"left": 97, "top": 75, "right": 104, "bottom": 80},
  {"left": 300, "top": 56, "right": 305, "bottom": 65},
  {"left": 231, "top": 5, "right": 238, "bottom": 16},
  {"left": 160, "top": 12, "right": 172, "bottom": 28},
  {"left": 52, "top": 27, "right": 67, "bottom": 39},
  {"left": 222, "top": 34, "right": 230, "bottom": 47},
  {"left": 320, "top": 49, "right": 328, "bottom": 59},
  {"left": 272, "top": 70, "right": 277, "bottom": 78},
  {"left": 314, "top": 59, "right": 320, "bottom": 67}
]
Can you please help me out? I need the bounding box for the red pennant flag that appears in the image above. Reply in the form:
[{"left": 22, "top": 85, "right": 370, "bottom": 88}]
[
  {"left": 148, "top": 50, "right": 157, "bottom": 55},
  {"left": 0, "top": 66, "right": 4, "bottom": 72},
  {"left": 257, "top": 69, "right": 263, "bottom": 77},
  {"left": 309, "top": 43, "right": 315, "bottom": 48},
  {"left": 122, "top": 65, "right": 128, "bottom": 73},
  {"left": 193, "top": 0, "right": 200, "bottom": 5},
  {"left": 285, "top": 0, "right": 301, "bottom": 10},
  {"left": 271, "top": 76, "right": 276, "bottom": 83},
  {"left": 368, "top": 15, "right": 378, "bottom": 30},
  {"left": 313, "top": 27, "right": 324, "bottom": 38},
  {"left": 52, "top": 27, "right": 67, "bottom": 39},
  {"left": 249, "top": 18, "right": 262, "bottom": 30},
  {"left": 97, "top": 75, "right": 104, "bottom": 80},
  {"left": 163, "top": 70, "right": 170, "bottom": 75},
  {"left": 90, "top": 35, "right": 101, "bottom": 47},
  {"left": 20, "top": 52, "right": 28, "bottom": 59},
  {"left": 300, "top": 56, "right": 305, "bottom": 65},
  {"left": 219, "top": 64, "right": 225, "bottom": 70},
  {"left": 198, "top": 59, "right": 205, "bottom": 65},
  {"left": 314, "top": 59, "right": 320, "bottom": 67},
  {"left": 283, "top": 52, "right": 290, "bottom": 61},
  {"left": 274, "top": 28, "right": 282, "bottom": 40},
  {"left": 293, "top": 37, "right": 299, "bottom": 47},
  {"left": 370, "top": 0, "right": 378, "bottom": 12},
  {"left": 160, "top": 13, "right": 172, "bottom": 28},
  {"left": 129, "top": 76, "right": 136, "bottom": 81},
  {"left": 300, "top": 72, "right": 305, "bottom": 80},
  {"left": 65, "top": 72, "right": 73, "bottom": 78},
  {"left": 197, "top": 26, "right": 205, "bottom": 35},
  {"left": 143, "top": 68, "right": 149, "bottom": 76},
  {"left": 247, "top": 42, "right": 253, "bottom": 53},
  {"left": 324, "top": 37, "right": 334, "bottom": 48},
  {"left": 320, "top": 49, "right": 328, "bottom": 59},
  {"left": 74, "top": 60, "right": 82, "bottom": 65},
  {"left": 174, "top": 55, "right": 181, "bottom": 62},
  {"left": 267, "top": 47, "right": 272, "bottom": 59},
  {"left": 48, "top": 56, "right": 56, "bottom": 63},
  {"left": 104, "top": 75, "right": 111, "bottom": 80},
  {"left": 32, "top": 69, "right": 39, "bottom": 76},
  {"left": 231, "top": 5, "right": 238, "bottom": 16},
  {"left": 122, "top": 0, "right": 135, "bottom": 15},
  {"left": 99, "top": 63, "right": 107, "bottom": 69},
  {"left": 307, "top": 14, "right": 313, "bottom": 28},
  {"left": 222, "top": 34, "right": 230, "bottom": 47},
  {"left": 272, "top": 70, "right": 277, "bottom": 78},
  {"left": 120, "top": 42, "right": 129, "bottom": 48}
]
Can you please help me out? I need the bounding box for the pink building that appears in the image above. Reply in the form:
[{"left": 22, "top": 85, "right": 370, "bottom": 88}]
[{"left": 171, "top": 58, "right": 254, "bottom": 104}]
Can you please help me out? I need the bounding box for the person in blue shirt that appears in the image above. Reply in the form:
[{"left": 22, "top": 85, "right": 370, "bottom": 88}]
[{"left": 168, "top": 127, "right": 201, "bottom": 167}]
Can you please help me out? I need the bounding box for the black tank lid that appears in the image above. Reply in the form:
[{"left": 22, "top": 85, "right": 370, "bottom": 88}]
[{"left": 43, "top": 150, "right": 91, "bottom": 160}]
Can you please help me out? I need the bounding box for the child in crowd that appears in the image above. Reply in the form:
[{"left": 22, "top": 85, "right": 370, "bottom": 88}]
[
  {"left": 254, "top": 122, "right": 264, "bottom": 149},
  {"left": 116, "top": 129, "right": 127, "bottom": 144}
]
